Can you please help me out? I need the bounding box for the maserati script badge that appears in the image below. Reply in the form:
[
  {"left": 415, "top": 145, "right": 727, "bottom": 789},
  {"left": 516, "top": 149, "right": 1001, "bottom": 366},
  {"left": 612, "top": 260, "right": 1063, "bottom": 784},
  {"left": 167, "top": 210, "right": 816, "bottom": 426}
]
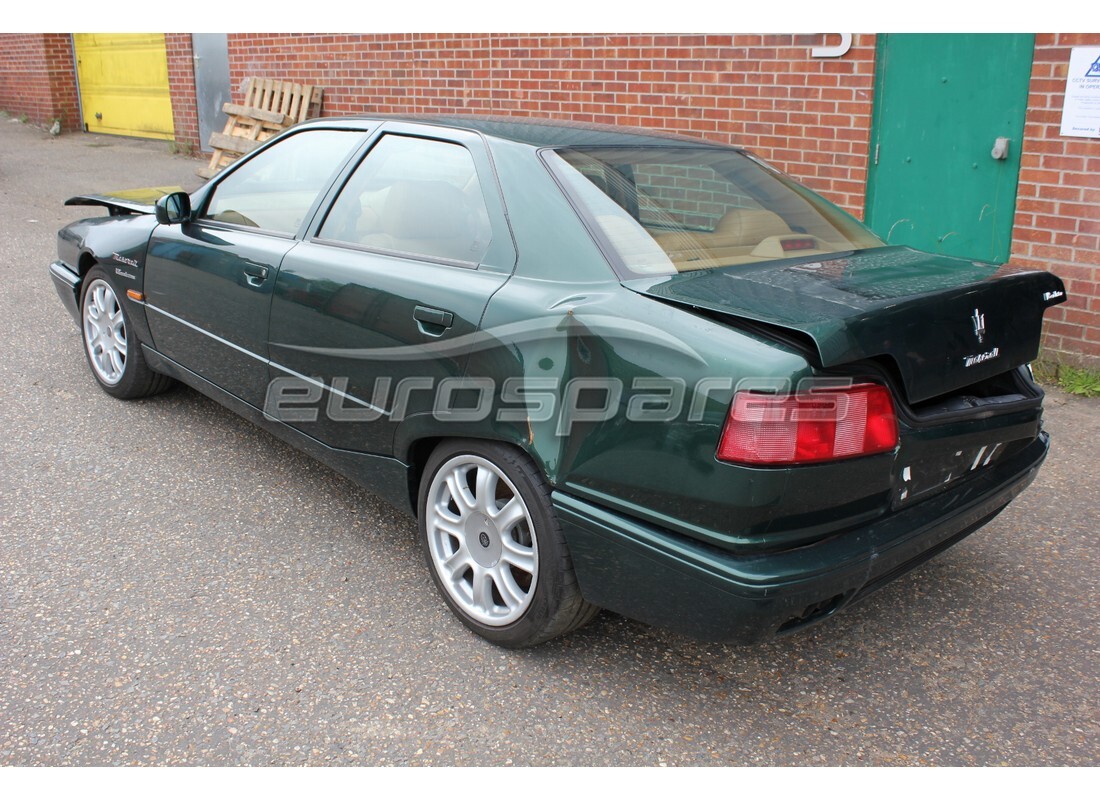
[{"left": 972, "top": 308, "right": 986, "bottom": 345}]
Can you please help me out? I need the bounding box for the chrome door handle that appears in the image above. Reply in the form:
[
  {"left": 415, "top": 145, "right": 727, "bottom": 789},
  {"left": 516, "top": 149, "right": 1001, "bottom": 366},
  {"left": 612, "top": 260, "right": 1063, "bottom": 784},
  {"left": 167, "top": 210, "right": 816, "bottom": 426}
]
[
  {"left": 243, "top": 263, "right": 269, "bottom": 287},
  {"left": 413, "top": 306, "right": 453, "bottom": 327},
  {"left": 413, "top": 305, "right": 454, "bottom": 336}
]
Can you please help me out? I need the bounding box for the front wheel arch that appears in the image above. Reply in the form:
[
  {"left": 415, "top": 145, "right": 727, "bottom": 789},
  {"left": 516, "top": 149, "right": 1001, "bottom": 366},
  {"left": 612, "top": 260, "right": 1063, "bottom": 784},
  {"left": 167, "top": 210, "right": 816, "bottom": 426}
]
[{"left": 77, "top": 250, "right": 98, "bottom": 280}]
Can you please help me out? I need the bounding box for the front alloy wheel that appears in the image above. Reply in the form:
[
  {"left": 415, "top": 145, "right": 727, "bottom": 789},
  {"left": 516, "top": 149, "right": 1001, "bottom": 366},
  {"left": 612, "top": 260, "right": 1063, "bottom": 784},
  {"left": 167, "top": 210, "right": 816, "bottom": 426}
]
[
  {"left": 419, "top": 440, "right": 597, "bottom": 648},
  {"left": 79, "top": 266, "right": 175, "bottom": 399},
  {"left": 83, "top": 278, "right": 127, "bottom": 385}
]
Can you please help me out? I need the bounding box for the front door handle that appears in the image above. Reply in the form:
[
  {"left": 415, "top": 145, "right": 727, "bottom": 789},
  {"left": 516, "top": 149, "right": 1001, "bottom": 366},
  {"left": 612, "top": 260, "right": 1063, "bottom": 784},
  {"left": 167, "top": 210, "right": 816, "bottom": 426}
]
[
  {"left": 243, "top": 262, "right": 269, "bottom": 287},
  {"left": 413, "top": 305, "right": 454, "bottom": 336}
]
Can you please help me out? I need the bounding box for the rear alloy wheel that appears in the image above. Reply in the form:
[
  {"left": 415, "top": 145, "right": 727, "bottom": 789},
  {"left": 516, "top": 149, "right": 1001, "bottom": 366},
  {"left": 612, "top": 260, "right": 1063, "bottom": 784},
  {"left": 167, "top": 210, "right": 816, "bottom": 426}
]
[
  {"left": 419, "top": 440, "right": 597, "bottom": 647},
  {"left": 80, "top": 267, "right": 174, "bottom": 399}
]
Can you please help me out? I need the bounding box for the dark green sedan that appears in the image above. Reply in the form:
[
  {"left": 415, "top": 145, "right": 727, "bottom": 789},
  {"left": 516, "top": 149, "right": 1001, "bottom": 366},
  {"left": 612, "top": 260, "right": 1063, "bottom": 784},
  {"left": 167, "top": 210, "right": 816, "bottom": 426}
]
[{"left": 50, "top": 116, "right": 1066, "bottom": 647}]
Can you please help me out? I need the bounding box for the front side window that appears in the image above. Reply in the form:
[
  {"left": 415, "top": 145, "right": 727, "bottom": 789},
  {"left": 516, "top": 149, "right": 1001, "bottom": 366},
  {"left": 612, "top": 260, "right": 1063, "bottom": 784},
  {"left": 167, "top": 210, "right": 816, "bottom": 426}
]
[
  {"left": 202, "top": 130, "right": 364, "bottom": 235},
  {"left": 318, "top": 134, "right": 492, "bottom": 264},
  {"left": 548, "top": 146, "right": 884, "bottom": 277}
]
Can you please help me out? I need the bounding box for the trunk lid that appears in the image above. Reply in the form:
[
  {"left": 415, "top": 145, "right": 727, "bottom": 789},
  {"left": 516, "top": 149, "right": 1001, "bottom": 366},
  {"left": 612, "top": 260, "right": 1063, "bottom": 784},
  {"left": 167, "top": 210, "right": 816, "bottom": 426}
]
[{"left": 625, "top": 246, "right": 1066, "bottom": 404}]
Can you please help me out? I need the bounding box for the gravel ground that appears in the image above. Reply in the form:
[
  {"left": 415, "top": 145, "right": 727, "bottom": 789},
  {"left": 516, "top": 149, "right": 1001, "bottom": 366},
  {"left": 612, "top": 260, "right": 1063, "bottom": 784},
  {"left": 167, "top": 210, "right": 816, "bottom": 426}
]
[{"left": 0, "top": 118, "right": 1096, "bottom": 767}]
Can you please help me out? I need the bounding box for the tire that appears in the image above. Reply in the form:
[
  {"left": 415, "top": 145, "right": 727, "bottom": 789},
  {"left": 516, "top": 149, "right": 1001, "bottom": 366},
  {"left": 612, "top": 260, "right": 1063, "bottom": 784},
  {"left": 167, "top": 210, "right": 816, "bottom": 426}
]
[
  {"left": 418, "top": 439, "right": 598, "bottom": 648},
  {"left": 80, "top": 267, "right": 174, "bottom": 399}
]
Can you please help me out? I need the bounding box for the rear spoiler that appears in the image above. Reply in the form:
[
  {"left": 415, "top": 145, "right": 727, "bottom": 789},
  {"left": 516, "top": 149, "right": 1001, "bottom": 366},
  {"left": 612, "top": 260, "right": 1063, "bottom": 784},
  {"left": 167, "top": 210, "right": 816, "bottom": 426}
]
[{"left": 626, "top": 248, "right": 1068, "bottom": 404}]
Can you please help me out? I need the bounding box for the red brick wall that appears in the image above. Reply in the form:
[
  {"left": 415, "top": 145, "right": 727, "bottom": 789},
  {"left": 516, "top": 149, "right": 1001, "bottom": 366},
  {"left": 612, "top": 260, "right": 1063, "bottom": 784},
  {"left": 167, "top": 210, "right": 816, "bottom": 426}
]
[
  {"left": 165, "top": 33, "right": 199, "bottom": 149},
  {"left": 44, "top": 34, "right": 80, "bottom": 130},
  {"left": 0, "top": 34, "right": 80, "bottom": 131},
  {"left": 226, "top": 33, "right": 877, "bottom": 216},
  {"left": 222, "top": 32, "right": 1100, "bottom": 366},
  {"left": 1013, "top": 33, "right": 1100, "bottom": 367}
]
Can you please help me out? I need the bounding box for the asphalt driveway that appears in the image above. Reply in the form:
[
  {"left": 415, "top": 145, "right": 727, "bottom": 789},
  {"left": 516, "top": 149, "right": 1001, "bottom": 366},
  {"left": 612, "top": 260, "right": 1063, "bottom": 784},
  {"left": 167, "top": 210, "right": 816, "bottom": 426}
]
[{"left": 0, "top": 118, "right": 1096, "bottom": 766}]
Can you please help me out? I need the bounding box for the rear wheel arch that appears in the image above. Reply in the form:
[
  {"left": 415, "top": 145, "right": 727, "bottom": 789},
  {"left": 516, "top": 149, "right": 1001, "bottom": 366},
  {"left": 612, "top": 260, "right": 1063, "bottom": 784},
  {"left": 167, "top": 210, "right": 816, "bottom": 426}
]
[
  {"left": 401, "top": 432, "right": 558, "bottom": 518},
  {"left": 404, "top": 436, "right": 445, "bottom": 516},
  {"left": 415, "top": 436, "right": 598, "bottom": 647}
]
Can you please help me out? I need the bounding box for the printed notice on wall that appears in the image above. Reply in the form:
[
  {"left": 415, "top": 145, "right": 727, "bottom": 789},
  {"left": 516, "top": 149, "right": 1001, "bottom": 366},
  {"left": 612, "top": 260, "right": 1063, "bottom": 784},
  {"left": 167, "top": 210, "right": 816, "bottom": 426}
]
[{"left": 1060, "top": 47, "right": 1100, "bottom": 138}]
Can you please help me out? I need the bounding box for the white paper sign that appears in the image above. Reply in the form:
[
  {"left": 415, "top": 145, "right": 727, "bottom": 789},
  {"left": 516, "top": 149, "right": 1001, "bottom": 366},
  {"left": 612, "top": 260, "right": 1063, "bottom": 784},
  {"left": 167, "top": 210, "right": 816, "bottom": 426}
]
[{"left": 1060, "top": 47, "right": 1100, "bottom": 138}]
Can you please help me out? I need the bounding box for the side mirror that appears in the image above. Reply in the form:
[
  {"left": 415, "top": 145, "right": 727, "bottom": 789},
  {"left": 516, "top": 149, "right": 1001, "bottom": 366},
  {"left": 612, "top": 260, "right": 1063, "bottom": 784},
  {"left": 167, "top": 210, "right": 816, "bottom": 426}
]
[{"left": 155, "top": 191, "right": 192, "bottom": 225}]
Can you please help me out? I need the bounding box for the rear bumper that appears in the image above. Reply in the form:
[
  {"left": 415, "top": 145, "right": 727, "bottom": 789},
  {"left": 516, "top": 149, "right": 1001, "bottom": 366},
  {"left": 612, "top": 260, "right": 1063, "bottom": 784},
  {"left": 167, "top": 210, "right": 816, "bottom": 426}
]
[{"left": 554, "top": 431, "right": 1048, "bottom": 643}]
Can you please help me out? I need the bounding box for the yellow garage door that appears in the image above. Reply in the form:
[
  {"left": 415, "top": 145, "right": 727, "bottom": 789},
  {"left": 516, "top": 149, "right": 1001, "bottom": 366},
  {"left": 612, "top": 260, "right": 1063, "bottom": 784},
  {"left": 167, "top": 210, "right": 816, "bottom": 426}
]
[{"left": 74, "top": 33, "right": 175, "bottom": 141}]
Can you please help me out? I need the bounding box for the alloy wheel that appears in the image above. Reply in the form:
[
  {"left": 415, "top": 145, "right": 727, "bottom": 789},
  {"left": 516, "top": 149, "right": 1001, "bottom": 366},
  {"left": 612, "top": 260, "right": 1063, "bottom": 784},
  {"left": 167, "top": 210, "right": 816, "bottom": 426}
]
[
  {"left": 83, "top": 279, "right": 127, "bottom": 385},
  {"left": 424, "top": 454, "right": 539, "bottom": 626}
]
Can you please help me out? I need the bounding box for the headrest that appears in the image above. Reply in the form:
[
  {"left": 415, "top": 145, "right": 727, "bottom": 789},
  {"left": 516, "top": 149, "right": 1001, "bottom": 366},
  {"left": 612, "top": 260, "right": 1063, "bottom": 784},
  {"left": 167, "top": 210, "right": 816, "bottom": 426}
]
[
  {"left": 713, "top": 208, "right": 791, "bottom": 244},
  {"left": 378, "top": 181, "right": 470, "bottom": 239}
]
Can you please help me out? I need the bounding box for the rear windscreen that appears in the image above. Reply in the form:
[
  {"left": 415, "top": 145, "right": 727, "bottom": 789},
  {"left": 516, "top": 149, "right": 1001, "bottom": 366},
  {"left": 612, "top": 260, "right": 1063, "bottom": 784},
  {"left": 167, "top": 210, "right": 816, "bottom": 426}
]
[{"left": 546, "top": 146, "right": 884, "bottom": 278}]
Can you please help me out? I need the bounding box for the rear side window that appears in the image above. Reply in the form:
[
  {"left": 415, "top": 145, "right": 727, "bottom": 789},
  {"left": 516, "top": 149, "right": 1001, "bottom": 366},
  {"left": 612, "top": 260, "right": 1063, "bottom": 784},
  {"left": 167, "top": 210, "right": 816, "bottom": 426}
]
[
  {"left": 202, "top": 129, "right": 363, "bottom": 235},
  {"left": 318, "top": 134, "right": 493, "bottom": 265}
]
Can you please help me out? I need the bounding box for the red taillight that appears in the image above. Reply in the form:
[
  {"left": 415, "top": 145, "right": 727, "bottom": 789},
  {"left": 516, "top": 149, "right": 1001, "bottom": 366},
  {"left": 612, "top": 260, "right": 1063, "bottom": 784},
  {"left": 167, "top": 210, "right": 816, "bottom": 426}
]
[{"left": 717, "top": 383, "right": 899, "bottom": 465}]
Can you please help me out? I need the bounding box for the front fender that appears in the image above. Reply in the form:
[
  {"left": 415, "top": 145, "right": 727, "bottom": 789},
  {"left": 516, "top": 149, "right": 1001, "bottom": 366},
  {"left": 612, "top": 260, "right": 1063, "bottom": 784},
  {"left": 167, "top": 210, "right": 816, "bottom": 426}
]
[{"left": 54, "top": 214, "right": 160, "bottom": 342}]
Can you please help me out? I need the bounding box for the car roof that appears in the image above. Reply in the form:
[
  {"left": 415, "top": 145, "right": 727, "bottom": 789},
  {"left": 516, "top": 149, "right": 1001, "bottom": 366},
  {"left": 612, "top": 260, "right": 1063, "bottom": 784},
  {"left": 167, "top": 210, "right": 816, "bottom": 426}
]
[{"left": 298, "top": 113, "right": 737, "bottom": 150}]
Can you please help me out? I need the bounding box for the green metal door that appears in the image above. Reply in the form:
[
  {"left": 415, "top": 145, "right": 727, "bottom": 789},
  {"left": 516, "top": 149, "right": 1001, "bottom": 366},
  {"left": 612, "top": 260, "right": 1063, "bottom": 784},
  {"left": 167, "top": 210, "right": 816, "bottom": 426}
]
[{"left": 865, "top": 34, "right": 1034, "bottom": 264}]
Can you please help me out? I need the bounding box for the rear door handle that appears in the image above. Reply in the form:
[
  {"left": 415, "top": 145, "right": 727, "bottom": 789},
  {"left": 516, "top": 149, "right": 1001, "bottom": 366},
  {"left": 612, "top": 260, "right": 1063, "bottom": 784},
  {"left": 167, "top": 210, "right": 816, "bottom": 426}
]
[
  {"left": 243, "top": 262, "right": 269, "bottom": 287},
  {"left": 413, "top": 305, "right": 454, "bottom": 335},
  {"left": 413, "top": 305, "right": 453, "bottom": 327}
]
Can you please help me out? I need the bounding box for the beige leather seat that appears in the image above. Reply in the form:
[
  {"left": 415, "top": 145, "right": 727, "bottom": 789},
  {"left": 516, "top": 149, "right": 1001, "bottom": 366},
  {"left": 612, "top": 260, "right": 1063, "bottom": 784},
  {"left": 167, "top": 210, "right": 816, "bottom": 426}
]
[
  {"left": 360, "top": 180, "right": 484, "bottom": 262},
  {"left": 650, "top": 207, "right": 794, "bottom": 269}
]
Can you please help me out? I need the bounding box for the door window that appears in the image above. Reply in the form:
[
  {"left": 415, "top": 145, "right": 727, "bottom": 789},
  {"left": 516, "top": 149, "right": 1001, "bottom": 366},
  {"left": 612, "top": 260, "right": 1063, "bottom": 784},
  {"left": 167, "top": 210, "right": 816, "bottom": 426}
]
[
  {"left": 202, "top": 129, "right": 363, "bottom": 235},
  {"left": 318, "top": 135, "right": 493, "bottom": 264}
]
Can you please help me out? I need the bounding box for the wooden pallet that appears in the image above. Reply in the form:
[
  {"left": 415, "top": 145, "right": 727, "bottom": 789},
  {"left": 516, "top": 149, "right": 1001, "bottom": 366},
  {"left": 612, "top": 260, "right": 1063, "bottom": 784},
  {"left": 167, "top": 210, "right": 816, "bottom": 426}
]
[{"left": 198, "top": 78, "right": 323, "bottom": 179}]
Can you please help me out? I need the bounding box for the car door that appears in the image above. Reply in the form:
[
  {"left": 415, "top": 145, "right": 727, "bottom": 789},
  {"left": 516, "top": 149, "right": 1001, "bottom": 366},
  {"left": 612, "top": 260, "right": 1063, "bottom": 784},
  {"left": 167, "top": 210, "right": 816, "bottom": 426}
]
[
  {"left": 143, "top": 128, "right": 367, "bottom": 407},
  {"left": 266, "top": 125, "right": 517, "bottom": 456}
]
